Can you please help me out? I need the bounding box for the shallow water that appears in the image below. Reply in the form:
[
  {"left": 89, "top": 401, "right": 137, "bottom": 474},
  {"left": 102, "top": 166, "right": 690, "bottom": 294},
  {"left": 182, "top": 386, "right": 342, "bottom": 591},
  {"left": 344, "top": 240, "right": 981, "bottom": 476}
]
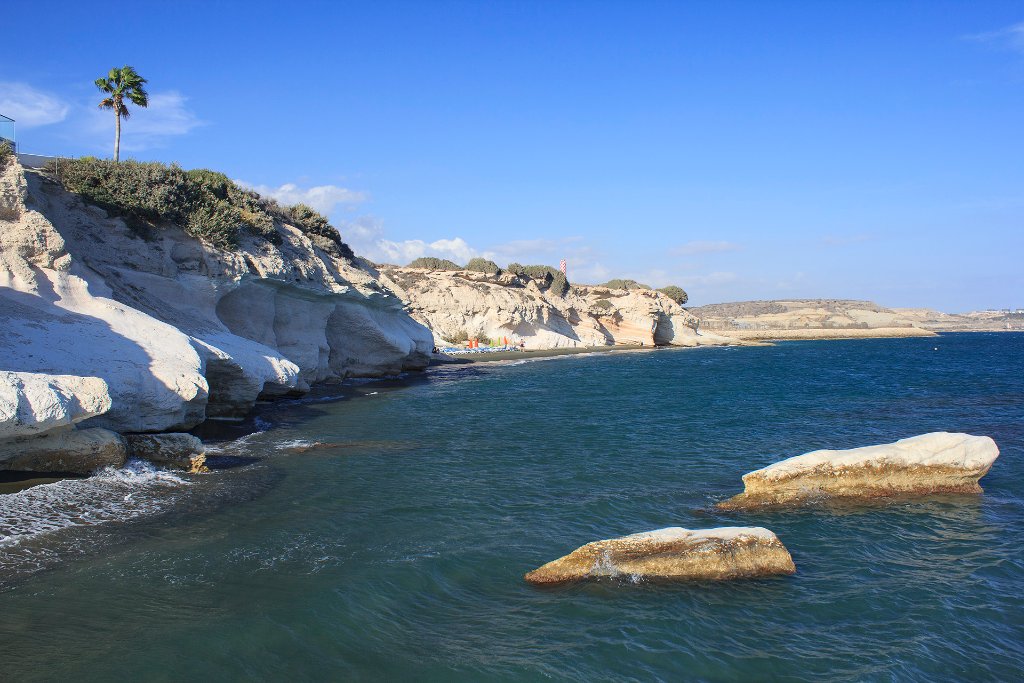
[{"left": 1, "top": 334, "right": 1022, "bottom": 681}]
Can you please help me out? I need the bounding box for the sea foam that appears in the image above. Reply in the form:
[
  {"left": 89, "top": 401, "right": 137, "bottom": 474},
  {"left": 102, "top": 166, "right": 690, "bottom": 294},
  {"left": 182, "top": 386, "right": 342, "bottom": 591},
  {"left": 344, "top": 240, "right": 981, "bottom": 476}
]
[{"left": 0, "top": 460, "right": 189, "bottom": 549}]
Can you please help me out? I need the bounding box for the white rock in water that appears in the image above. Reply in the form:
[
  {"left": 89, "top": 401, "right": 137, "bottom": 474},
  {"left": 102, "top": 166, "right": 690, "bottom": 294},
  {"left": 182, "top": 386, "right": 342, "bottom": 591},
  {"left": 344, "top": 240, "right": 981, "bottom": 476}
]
[
  {"left": 718, "top": 432, "right": 1000, "bottom": 509},
  {"left": 524, "top": 526, "right": 796, "bottom": 585}
]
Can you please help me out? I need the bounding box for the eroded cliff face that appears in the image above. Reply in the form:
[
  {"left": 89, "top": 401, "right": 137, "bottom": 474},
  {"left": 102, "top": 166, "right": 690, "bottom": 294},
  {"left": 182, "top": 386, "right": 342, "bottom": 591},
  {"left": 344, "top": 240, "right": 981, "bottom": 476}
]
[
  {"left": 0, "top": 161, "right": 433, "bottom": 471},
  {"left": 377, "top": 266, "right": 732, "bottom": 349}
]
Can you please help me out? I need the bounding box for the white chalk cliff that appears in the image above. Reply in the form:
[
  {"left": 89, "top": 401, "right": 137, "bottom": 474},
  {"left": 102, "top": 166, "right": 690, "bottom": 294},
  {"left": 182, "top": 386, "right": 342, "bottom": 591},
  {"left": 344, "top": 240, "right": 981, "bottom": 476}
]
[
  {"left": 0, "top": 160, "right": 433, "bottom": 472},
  {"left": 378, "top": 266, "right": 733, "bottom": 349}
]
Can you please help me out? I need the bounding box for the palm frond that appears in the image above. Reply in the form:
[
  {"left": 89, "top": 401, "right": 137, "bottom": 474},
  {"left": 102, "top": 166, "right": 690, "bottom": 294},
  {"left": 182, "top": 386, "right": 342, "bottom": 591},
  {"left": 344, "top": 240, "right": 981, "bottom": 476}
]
[{"left": 127, "top": 89, "right": 149, "bottom": 107}]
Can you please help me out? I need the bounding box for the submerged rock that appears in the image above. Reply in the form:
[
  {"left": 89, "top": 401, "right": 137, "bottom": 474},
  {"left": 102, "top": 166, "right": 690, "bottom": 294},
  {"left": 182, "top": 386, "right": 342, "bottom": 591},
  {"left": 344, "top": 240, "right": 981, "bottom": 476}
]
[
  {"left": 718, "top": 432, "right": 1000, "bottom": 510},
  {"left": 524, "top": 526, "right": 796, "bottom": 585},
  {"left": 125, "top": 433, "right": 207, "bottom": 473},
  {"left": 0, "top": 427, "right": 128, "bottom": 474}
]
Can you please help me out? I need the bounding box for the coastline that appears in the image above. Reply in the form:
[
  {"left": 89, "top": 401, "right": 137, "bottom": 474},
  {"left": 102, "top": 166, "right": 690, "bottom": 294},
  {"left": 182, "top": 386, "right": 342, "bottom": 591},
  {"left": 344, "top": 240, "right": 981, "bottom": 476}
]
[
  {"left": 429, "top": 344, "right": 651, "bottom": 365},
  {"left": 427, "top": 327, "right": 944, "bottom": 366},
  {"left": 708, "top": 326, "right": 937, "bottom": 341}
]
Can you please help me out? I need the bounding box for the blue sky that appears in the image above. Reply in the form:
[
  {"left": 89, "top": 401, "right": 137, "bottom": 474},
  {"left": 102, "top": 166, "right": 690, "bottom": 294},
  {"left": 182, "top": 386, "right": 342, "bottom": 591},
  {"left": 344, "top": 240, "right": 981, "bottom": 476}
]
[{"left": 3, "top": 1, "right": 1023, "bottom": 311}]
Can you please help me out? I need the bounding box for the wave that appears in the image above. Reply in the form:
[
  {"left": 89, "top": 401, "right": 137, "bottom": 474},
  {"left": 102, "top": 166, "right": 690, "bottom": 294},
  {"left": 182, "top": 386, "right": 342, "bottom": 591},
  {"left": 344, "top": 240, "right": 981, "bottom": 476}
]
[{"left": 0, "top": 460, "right": 190, "bottom": 550}]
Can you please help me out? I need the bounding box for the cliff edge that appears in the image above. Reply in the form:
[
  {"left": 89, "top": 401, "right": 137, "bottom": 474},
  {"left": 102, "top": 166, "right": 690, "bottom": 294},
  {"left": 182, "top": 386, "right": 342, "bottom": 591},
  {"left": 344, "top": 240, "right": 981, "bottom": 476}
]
[
  {"left": 378, "top": 266, "right": 733, "bottom": 349},
  {"left": 0, "top": 159, "right": 433, "bottom": 472}
]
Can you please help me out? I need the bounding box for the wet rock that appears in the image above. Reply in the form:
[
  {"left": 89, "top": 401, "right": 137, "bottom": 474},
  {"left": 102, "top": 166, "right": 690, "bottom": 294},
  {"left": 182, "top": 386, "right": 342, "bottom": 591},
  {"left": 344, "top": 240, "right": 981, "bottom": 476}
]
[
  {"left": 718, "top": 432, "right": 1000, "bottom": 510},
  {"left": 125, "top": 433, "right": 207, "bottom": 473},
  {"left": 0, "top": 427, "right": 128, "bottom": 474},
  {"left": 524, "top": 526, "right": 795, "bottom": 585}
]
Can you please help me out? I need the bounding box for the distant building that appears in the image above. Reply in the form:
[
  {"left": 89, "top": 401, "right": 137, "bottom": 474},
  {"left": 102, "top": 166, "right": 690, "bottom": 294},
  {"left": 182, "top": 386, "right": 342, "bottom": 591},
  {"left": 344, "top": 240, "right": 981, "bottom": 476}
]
[{"left": 0, "top": 114, "right": 14, "bottom": 152}]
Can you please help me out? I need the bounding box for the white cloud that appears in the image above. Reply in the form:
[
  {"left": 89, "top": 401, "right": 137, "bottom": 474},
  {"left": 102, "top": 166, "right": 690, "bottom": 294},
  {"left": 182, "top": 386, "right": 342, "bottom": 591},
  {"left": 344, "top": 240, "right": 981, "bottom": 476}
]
[
  {"left": 332, "top": 216, "right": 480, "bottom": 264},
  {"left": 671, "top": 240, "right": 741, "bottom": 256},
  {"left": 963, "top": 21, "right": 1024, "bottom": 53},
  {"left": 86, "top": 91, "right": 203, "bottom": 151},
  {"left": 238, "top": 181, "right": 368, "bottom": 214},
  {"left": 0, "top": 82, "right": 70, "bottom": 128},
  {"left": 375, "top": 237, "right": 478, "bottom": 264},
  {"left": 334, "top": 219, "right": 612, "bottom": 280}
]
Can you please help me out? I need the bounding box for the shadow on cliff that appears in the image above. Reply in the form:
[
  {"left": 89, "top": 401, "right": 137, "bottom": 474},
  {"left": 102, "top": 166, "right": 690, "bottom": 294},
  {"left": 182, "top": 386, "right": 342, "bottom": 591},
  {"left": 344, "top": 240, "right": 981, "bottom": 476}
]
[{"left": 0, "top": 270, "right": 205, "bottom": 432}]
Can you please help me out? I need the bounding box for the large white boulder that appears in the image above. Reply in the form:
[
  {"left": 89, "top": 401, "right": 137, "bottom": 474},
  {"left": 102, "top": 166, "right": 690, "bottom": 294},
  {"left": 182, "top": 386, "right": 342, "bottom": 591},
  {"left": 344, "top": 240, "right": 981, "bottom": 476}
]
[{"left": 719, "top": 432, "right": 1000, "bottom": 509}]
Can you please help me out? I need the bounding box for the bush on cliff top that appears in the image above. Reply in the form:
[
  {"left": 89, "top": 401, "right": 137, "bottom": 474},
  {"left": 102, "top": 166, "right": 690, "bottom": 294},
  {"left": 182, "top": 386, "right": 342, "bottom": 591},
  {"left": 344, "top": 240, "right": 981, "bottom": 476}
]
[
  {"left": 407, "top": 256, "right": 463, "bottom": 270},
  {"left": 0, "top": 141, "right": 12, "bottom": 171},
  {"left": 465, "top": 257, "right": 501, "bottom": 274},
  {"left": 602, "top": 278, "right": 651, "bottom": 290},
  {"left": 505, "top": 263, "right": 570, "bottom": 296},
  {"left": 287, "top": 203, "right": 355, "bottom": 259},
  {"left": 49, "top": 158, "right": 354, "bottom": 257},
  {"left": 657, "top": 285, "right": 688, "bottom": 305}
]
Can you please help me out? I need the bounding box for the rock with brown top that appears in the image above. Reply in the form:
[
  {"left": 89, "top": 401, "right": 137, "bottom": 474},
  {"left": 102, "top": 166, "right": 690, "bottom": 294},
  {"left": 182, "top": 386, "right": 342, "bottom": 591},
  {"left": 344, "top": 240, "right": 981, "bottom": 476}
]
[
  {"left": 718, "top": 432, "right": 999, "bottom": 510},
  {"left": 125, "top": 433, "right": 207, "bottom": 472},
  {"left": 524, "top": 526, "right": 796, "bottom": 585}
]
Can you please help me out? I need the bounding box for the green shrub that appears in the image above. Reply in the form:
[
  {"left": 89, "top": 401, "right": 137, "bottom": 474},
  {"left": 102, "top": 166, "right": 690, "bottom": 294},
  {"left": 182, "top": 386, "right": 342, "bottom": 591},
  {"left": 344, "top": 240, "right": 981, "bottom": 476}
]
[
  {"left": 408, "top": 256, "right": 463, "bottom": 270},
  {"left": 602, "top": 278, "right": 651, "bottom": 290},
  {"left": 657, "top": 285, "right": 688, "bottom": 305},
  {"left": 0, "top": 141, "right": 12, "bottom": 170},
  {"left": 520, "top": 264, "right": 559, "bottom": 280},
  {"left": 465, "top": 257, "right": 500, "bottom": 274},
  {"left": 506, "top": 264, "right": 570, "bottom": 293},
  {"left": 184, "top": 201, "right": 245, "bottom": 248},
  {"left": 549, "top": 271, "right": 569, "bottom": 296},
  {"left": 593, "top": 298, "right": 614, "bottom": 310},
  {"left": 288, "top": 203, "right": 331, "bottom": 235},
  {"left": 50, "top": 158, "right": 288, "bottom": 249},
  {"left": 286, "top": 203, "right": 355, "bottom": 259},
  {"left": 447, "top": 329, "right": 470, "bottom": 344},
  {"left": 185, "top": 168, "right": 231, "bottom": 199},
  {"left": 48, "top": 158, "right": 365, "bottom": 256}
]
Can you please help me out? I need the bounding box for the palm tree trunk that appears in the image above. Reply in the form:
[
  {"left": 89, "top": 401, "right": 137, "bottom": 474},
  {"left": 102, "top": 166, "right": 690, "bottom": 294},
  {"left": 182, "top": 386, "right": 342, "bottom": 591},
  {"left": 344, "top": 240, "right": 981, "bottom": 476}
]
[{"left": 114, "top": 112, "right": 121, "bottom": 162}]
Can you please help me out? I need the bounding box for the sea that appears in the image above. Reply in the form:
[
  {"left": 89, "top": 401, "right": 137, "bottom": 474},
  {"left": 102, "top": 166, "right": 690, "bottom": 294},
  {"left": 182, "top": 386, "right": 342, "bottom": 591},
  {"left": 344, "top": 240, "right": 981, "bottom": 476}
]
[{"left": 0, "top": 333, "right": 1021, "bottom": 681}]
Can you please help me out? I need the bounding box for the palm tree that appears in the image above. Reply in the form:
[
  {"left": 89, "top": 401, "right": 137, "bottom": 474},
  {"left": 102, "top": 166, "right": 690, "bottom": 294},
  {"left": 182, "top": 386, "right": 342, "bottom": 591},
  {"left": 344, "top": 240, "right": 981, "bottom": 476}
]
[{"left": 95, "top": 66, "right": 149, "bottom": 161}]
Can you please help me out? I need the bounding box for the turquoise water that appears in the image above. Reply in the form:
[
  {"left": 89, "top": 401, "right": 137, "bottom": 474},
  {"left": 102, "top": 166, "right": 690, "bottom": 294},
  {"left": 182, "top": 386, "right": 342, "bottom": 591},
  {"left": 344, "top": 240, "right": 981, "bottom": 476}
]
[{"left": 1, "top": 334, "right": 1022, "bottom": 681}]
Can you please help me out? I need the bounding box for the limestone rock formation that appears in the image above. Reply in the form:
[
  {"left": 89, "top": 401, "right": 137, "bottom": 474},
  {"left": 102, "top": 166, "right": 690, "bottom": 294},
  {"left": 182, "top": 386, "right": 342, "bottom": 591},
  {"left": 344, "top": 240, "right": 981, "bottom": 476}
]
[
  {"left": 718, "top": 432, "right": 1000, "bottom": 510},
  {"left": 378, "top": 266, "right": 733, "bottom": 349},
  {"left": 125, "top": 433, "right": 207, "bottom": 472},
  {"left": 524, "top": 526, "right": 796, "bottom": 585},
  {"left": 0, "top": 372, "right": 111, "bottom": 439},
  {"left": 0, "top": 159, "right": 433, "bottom": 471},
  {"left": 0, "top": 427, "right": 128, "bottom": 474}
]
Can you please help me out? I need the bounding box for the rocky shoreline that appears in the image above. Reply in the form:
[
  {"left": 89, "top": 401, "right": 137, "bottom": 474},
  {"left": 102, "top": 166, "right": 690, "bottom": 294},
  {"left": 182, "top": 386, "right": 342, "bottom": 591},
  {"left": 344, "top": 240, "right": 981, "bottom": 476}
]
[
  {"left": 0, "top": 159, "right": 432, "bottom": 474},
  {"left": 0, "top": 157, "right": 1009, "bottom": 479}
]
